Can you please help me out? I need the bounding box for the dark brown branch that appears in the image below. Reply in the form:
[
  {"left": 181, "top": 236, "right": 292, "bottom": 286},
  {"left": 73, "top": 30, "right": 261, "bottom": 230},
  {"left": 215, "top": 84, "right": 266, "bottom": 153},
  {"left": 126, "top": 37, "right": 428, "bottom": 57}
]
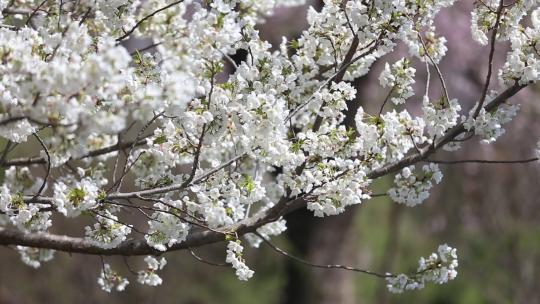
[
  {"left": 116, "top": 0, "right": 185, "bottom": 42},
  {"left": 129, "top": 42, "right": 163, "bottom": 56},
  {"left": 1, "top": 138, "right": 148, "bottom": 167},
  {"left": 114, "top": 113, "right": 163, "bottom": 192},
  {"left": 366, "top": 83, "right": 526, "bottom": 180},
  {"left": 25, "top": 0, "right": 48, "bottom": 26},
  {"left": 180, "top": 65, "right": 216, "bottom": 186},
  {"left": 473, "top": 0, "right": 505, "bottom": 118},
  {"left": 286, "top": 34, "right": 382, "bottom": 121},
  {"left": 418, "top": 34, "right": 450, "bottom": 104},
  {"left": 1, "top": 8, "right": 31, "bottom": 15},
  {"left": 426, "top": 158, "right": 538, "bottom": 164},
  {"left": 0, "top": 226, "right": 223, "bottom": 256},
  {"left": 106, "top": 151, "right": 247, "bottom": 200},
  {"left": 0, "top": 116, "right": 28, "bottom": 126},
  {"left": 30, "top": 133, "right": 50, "bottom": 200},
  {"left": 378, "top": 86, "right": 395, "bottom": 115}
]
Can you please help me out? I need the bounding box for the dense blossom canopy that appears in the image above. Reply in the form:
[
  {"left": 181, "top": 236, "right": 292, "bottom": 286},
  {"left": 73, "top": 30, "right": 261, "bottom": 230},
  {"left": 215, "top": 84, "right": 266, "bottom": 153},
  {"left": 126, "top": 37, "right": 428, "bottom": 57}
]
[{"left": 0, "top": 0, "right": 538, "bottom": 293}]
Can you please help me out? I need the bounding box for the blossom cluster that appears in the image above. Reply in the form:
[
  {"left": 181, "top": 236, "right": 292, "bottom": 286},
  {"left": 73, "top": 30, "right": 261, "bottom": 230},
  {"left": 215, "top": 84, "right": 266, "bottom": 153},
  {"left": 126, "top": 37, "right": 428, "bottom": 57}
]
[
  {"left": 379, "top": 59, "right": 416, "bottom": 105},
  {"left": 226, "top": 240, "right": 254, "bottom": 281},
  {"left": 98, "top": 264, "right": 130, "bottom": 293},
  {"left": 16, "top": 246, "right": 55, "bottom": 269},
  {"left": 145, "top": 201, "right": 191, "bottom": 252},
  {"left": 388, "top": 164, "right": 443, "bottom": 207},
  {"left": 137, "top": 256, "right": 167, "bottom": 286},
  {"left": 463, "top": 98, "right": 520, "bottom": 144},
  {"left": 386, "top": 244, "right": 458, "bottom": 293}
]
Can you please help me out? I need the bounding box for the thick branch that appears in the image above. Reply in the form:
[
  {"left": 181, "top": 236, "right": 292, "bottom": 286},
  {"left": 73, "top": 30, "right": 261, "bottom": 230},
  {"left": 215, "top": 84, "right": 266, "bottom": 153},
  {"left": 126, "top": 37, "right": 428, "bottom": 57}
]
[
  {"left": 0, "top": 226, "right": 223, "bottom": 256},
  {"left": 367, "top": 83, "right": 525, "bottom": 180}
]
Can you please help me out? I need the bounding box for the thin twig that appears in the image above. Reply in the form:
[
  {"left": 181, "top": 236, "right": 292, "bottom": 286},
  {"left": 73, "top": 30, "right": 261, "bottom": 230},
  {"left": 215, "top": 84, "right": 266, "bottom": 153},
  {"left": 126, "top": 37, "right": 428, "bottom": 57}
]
[
  {"left": 122, "top": 256, "right": 139, "bottom": 275},
  {"left": 2, "top": 137, "right": 149, "bottom": 167},
  {"left": 378, "top": 86, "right": 395, "bottom": 115},
  {"left": 426, "top": 157, "right": 538, "bottom": 164},
  {"left": 188, "top": 248, "right": 229, "bottom": 267},
  {"left": 116, "top": 0, "right": 185, "bottom": 42},
  {"left": 31, "top": 133, "right": 50, "bottom": 201},
  {"left": 113, "top": 112, "right": 163, "bottom": 192},
  {"left": 255, "top": 232, "right": 391, "bottom": 278},
  {"left": 25, "top": 0, "right": 48, "bottom": 26},
  {"left": 418, "top": 34, "right": 450, "bottom": 104},
  {"left": 473, "top": 0, "right": 505, "bottom": 118}
]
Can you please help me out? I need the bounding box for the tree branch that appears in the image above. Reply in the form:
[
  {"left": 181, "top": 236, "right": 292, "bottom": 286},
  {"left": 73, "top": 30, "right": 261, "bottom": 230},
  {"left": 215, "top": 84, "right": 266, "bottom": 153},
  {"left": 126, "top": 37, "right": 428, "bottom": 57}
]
[
  {"left": 116, "top": 0, "right": 185, "bottom": 42},
  {"left": 255, "top": 232, "right": 391, "bottom": 278},
  {"left": 0, "top": 83, "right": 527, "bottom": 257},
  {"left": 1, "top": 138, "right": 148, "bottom": 167},
  {"left": 473, "top": 0, "right": 505, "bottom": 118},
  {"left": 426, "top": 157, "right": 538, "bottom": 164}
]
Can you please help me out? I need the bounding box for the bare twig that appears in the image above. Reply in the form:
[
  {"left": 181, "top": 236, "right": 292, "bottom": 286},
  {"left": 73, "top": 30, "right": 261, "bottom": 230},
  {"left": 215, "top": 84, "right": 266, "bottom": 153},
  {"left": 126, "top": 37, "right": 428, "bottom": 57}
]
[
  {"left": 255, "top": 232, "right": 391, "bottom": 278},
  {"left": 25, "top": 0, "right": 48, "bottom": 26},
  {"left": 426, "top": 157, "right": 538, "bottom": 164},
  {"left": 31, "top": 133, "right": 50, "bottom": 201},
  {"left": 2, "top": 137, "right": 149, "bottom": 167},
  {"left": 116, "top": 0, "right": 185, "bottom": 42},
  {"left": 189, "top": 248, "right": 229, "bottom": 267},
  {"left": 114, "top": 112, "right": 164, "bottom": 192},
  {"left": 418, "top": 34, "right": 450, "bottom": 104}
]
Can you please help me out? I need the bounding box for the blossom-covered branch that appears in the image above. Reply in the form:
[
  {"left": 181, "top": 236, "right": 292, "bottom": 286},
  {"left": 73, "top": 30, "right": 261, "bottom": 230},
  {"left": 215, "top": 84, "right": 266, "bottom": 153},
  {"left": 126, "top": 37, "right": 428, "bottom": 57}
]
[{"left": 0, "top": 0, "right": 539, "bottom": 294}]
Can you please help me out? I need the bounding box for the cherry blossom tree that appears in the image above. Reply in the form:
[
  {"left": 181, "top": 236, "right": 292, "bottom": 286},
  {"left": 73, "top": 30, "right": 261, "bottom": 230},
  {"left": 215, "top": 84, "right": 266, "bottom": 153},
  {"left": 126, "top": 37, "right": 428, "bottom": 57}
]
[{"left": 0, "top": 0, "right": 536, "bottom": 294}]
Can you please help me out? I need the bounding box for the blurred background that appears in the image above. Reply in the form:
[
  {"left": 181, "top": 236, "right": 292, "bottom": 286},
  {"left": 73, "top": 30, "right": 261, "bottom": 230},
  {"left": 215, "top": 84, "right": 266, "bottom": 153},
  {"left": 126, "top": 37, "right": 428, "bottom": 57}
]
[{"left": 2, "top": 1, "right": 540, "bottom": 303}]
